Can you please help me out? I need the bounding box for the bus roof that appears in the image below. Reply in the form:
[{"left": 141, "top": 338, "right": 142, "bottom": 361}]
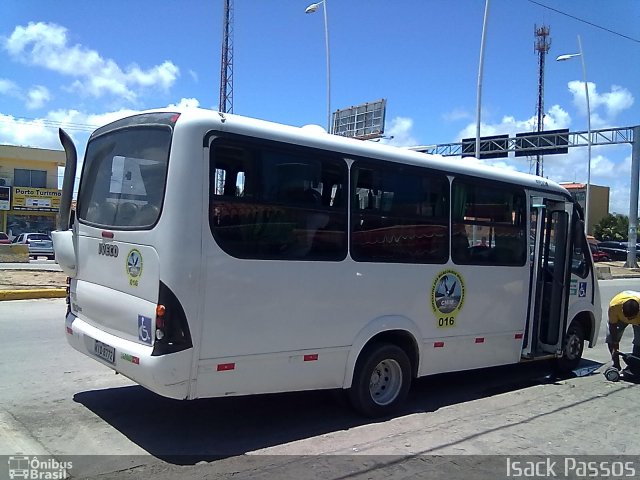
[{"left": 105, "top": 107, "right": 571, "bottom": 197}]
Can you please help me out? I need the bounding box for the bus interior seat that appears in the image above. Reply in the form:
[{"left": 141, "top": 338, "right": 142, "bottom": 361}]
[
  {"left": 85, "top": 202, "right": 100, "bottom": 223},
  {"left": 119, "top": 202, "right": 139, "bottom": 225},
  {"left": 136, "top": 204, "right": 160, "bottom": 225},
  {"left": 99, "top": 202, "right": 117, "bottom": 224},
  {"left": 452, "top": 232, "right": 471, "bottom": 261}
]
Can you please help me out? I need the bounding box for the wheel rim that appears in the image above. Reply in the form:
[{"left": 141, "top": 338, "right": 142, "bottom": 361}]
[
  {"left": 368, "top": 358, "right": 403, "bottom": 406},
  {"left": 566, "top": 333, "right": 583, "bottom": 360}
]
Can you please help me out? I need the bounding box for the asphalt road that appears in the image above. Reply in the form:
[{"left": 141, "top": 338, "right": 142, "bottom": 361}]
[{"left": 0, "top": 280, "right": 638, "bottom": 479}]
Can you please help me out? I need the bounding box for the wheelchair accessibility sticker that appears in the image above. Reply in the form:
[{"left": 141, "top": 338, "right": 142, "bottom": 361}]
[
  {"left": 570, "top": 279, "right": 588, "bottom": 297},
  {"left": 431, "top": 269, "right": 465, "bottom": 328},
  {"left": 138, "top": 314, "right": 152, "bottom": 344}
]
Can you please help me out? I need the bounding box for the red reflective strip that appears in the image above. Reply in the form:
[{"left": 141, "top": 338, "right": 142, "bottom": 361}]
[
  {"left": 515, "top": 333, "right": 524, "bottom": 339},
  {"left": 304, "top": 354, "right": 318, "bottom": 362},
  {"left": 434, "top": 341, "right": 445, "bottom": 348},
  {"left": 101, "top": 231, "right": 114, "bottom": 239},
  {"left": 217, "top": 363, "right": 235, "bottom": 372},
  {"left": 66, "top": 326, "right": 73, "bottom": 335},
  {"left": 475, "top": 337, "right": 485, "bottom": 343}
]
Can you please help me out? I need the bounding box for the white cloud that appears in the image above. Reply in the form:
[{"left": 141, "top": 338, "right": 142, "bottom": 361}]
[
  {"left": 567, "top": 81, "right": 634, "bottom": 125},
  {"left": 381, "top": 116, "right": 418, "bottom": 147},
  {"left": 168, "top": 98, "right": 200, "bottom": 109},
  {"left": 26, "top": 85, "right": 51, "bottom": 110},
  {"left": 0, "top": 97, "right": 206, "bottom": 151},
  {"left": 0, "top": 78, "right": 20, "bottom": 97},
  {"left": 2, "top": 22, "right": 180, "bottom": 102},
  {"left": 456, "top": 105, "right": 572, "bottom": 141},
  {"left": 442, "top": 108, "right": 473, "bottom": 122},
  {"left": 0, "top": 113, "right": 59, "bottom": 148}
]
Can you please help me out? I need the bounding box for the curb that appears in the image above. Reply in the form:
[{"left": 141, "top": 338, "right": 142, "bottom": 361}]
[
  {"left": 0, "top": 288, "right": 66, "bottom": 301},
  {"left": 595, "top": 266, "right": 612, "bottom": 280}
]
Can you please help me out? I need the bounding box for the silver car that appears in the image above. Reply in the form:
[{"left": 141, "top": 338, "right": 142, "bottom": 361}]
[{"left": 11, "top": 233, "right": 55, "bottom": 260}]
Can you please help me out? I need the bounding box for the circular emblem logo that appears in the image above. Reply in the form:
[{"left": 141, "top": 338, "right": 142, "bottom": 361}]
[
  {"left": 431, "top": 270, "right": 465, "bottom": 328},
  {"left": 126, "top": 249, "right": 143, "bottom": 286}
]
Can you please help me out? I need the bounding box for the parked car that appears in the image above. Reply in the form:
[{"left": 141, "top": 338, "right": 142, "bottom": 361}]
[
  {"left": 589, "top": 243, "right": 610, "bottom": 262},
  {"left": 597, "top": 241, "right": 640, "bottom": 261},
  {"left": 11, "top": 232, "right": 55, "bottom": 260},
  {"left": 0, "top": 232, "right": 10, "bottom": 244}
]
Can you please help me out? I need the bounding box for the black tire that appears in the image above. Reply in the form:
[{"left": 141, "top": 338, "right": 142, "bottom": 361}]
[
  {"left": 557, "top": 321, "right": 585, "bottom": 373},
  {"left": 604, "top": 367, "right": 620, "bottom": 382},
  {"left": 348, "top": 343, "right": 412, "bottom": 418}
]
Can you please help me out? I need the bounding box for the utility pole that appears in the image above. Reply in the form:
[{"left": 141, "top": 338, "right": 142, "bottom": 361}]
[
  {"left": 219, "top": 0, "right": 234, "bottom": 114},
  {"left": 216, "top": 0, "right": 234, "bottom": 196},
  {"left": 534, "top": 25, "right": 551, "bottom": 176}
]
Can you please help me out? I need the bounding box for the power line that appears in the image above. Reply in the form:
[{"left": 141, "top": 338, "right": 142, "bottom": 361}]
[
  {"left": 528, "top": 0, "right": 640, "bottom": 44},
  {"left": 0, "top": 115, "right": 98, "bottom": 132}
]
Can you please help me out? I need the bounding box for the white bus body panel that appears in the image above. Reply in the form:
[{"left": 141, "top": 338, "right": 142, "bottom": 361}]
[{"left": 194, "top": 245, "right": 527, "bottom": 397}]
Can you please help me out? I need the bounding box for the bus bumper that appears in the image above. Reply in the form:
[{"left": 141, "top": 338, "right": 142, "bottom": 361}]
[{"left": 65, "top": 312, "right": 192, "bottom": 400}]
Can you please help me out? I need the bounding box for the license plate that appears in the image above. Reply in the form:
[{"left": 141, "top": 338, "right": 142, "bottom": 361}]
[{"left": 94, "top": 340, "right": 115, "bottom": 364}]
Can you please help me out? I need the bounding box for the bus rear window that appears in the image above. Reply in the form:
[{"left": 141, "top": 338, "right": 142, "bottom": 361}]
[{"left": 78, "top": 127, "right": 171, "bottom": 228}]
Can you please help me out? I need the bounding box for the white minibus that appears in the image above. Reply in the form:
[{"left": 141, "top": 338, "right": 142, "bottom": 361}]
[{"left": 53, "top": 108, "right": 601, "bottom": 417}]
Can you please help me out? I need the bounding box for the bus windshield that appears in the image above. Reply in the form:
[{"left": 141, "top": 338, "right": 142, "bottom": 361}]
[{"left": 77, "top": 126, "right": 172, "bottom": 229}]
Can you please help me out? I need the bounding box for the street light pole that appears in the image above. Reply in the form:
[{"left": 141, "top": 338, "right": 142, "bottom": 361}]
[
  {"left": 556, "top": 35, "right": 591, "bottom": 235},
  {"left": 305, "top": 1, "right": 331, "bottom": 133},
  {"left": 475, "top": 0, "right": 490, "bottom": 159},
  {"left": 578, "top": 35, "right": 592, "bottom": 236}
]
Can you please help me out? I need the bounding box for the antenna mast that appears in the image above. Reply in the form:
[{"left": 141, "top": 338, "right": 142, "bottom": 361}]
[
  {"left": 219, "top": 0, "right": 234, "bottom": 113},
  {"left": 534, "top": 24, "right": 551, "bottom": 176}
]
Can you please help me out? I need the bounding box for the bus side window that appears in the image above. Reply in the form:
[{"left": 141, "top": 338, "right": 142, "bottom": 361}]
[
  {"left": 571, "top": 218, "right": 589, "bottom": 278},
  {"left": 351, "top": 160, "right": 449, "bottom": 264},
  {"left": 452, "top": 178, "right": 526, "bottom": 266},
  {"left": 210, "top": 139, "right": 347, "bottom": 261}
]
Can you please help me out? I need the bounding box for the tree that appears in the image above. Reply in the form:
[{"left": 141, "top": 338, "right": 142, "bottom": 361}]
[{"left": 593, "top": 214, "right": 629, "bottom": 241}]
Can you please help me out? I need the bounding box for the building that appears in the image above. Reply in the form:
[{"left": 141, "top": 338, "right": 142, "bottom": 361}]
[
  {"left": 560, "top": 182, "right": 610, "bottom": 235},
  {"left": 0, "top": 144, "right": 65, "bottom": 238}
]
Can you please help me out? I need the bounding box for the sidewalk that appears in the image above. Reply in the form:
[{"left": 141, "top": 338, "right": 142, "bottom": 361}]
[
  {"left": 1, "top": 261, "right": 639, "bottom": 301},
  {"left": 0, "top": 264, "right": 66, "bottom": 301},
  {"left": 594, "top": 260, "right": 640, "bottom": 280}
]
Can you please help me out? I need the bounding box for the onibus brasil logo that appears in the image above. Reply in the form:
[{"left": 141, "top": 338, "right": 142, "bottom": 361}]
[
  {"left": 7, "top": 456, "right": 72, "bottom": 479},
  {"left": 431, "top": 269, "right": 465, "bottom": 328}
]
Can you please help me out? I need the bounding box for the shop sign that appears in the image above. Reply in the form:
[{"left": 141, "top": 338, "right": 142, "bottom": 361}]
[
  {"left": 12, "top": 187, "right": 62, "bottom": 212},
  {"left": 0, "top": 186, "right": 9, "bottom": 211}
]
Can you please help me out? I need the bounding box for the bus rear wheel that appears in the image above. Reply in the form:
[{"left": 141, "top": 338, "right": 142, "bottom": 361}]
[{"left": 348, "top": 343, "right": 411, "bottom": 417}]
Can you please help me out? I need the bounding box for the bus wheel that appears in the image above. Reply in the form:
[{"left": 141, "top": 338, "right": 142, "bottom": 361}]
[
  {"left": 348, "top": 343, "right": 411, "bottom": 417},
  {"left": 557, "top": 322, "right": 585, "bottom": 373}
]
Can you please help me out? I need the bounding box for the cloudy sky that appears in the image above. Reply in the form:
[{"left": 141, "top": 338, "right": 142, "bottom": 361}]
[{"left": 1, "top": 0, "right": 638, "bottom": 213}]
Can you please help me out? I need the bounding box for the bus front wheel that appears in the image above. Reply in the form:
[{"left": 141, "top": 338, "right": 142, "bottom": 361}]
[
  {"left": 348, "top": 343, "right": 411, "bottom": 417},
  {"left": 557, "top": 321, "right": 585, "bottom": 373}
]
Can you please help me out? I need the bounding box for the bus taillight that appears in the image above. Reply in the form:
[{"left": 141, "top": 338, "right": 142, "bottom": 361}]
[
  {"left": 155, "top": 304, "right": 166, "bottom": 339},
  {"left": 151, "top": 282, "right": 193, "bottom": 356}
]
